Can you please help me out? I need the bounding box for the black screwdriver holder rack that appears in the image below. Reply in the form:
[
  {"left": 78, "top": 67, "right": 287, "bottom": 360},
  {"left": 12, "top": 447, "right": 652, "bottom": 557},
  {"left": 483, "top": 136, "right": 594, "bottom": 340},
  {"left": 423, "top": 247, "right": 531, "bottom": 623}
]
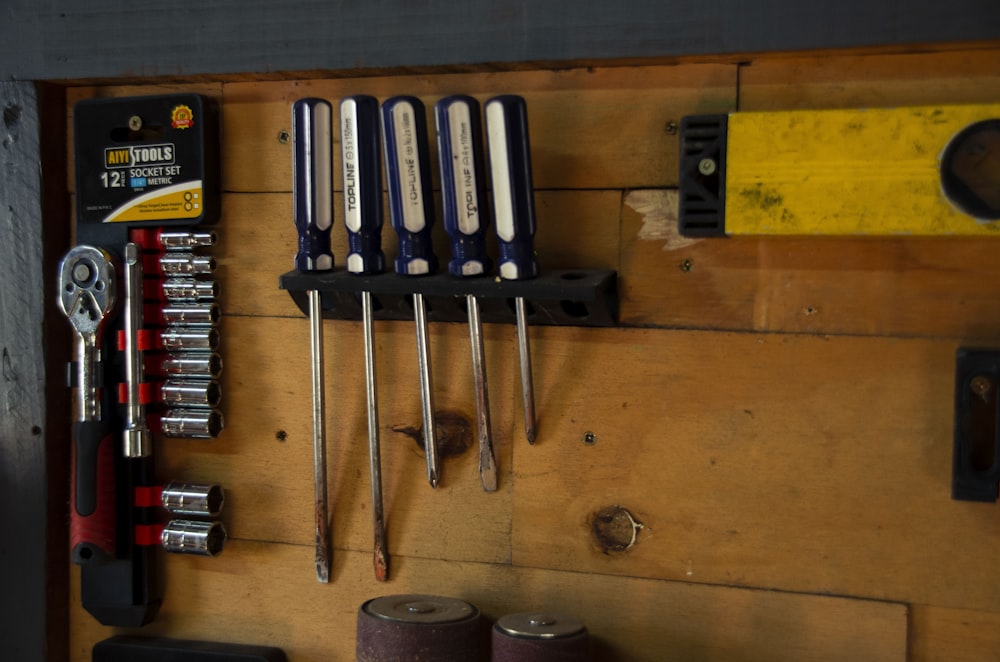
[{"left": 280, "top": 268, "right": 619, "bottom": 327}]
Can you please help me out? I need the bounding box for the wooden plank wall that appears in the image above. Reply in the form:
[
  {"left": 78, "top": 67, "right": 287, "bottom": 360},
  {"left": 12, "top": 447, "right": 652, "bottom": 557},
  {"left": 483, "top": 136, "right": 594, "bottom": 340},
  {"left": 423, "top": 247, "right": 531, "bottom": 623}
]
[{"left": 65, "top": 46, "right": 1000, "bottom": 661}]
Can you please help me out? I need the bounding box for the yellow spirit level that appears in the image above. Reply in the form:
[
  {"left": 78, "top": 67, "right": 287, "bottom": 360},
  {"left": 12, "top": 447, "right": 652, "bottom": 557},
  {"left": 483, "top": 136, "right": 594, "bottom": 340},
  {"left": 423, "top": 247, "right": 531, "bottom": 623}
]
[{"left": 678, "top": 104, "right": 1000, "bottom": 236}]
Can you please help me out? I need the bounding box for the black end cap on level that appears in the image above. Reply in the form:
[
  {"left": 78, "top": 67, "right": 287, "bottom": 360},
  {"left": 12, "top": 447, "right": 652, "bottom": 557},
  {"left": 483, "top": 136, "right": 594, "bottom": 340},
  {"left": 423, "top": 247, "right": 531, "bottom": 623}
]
[{"left": 678, "top": 114, "right": 728, "bottom": 237}]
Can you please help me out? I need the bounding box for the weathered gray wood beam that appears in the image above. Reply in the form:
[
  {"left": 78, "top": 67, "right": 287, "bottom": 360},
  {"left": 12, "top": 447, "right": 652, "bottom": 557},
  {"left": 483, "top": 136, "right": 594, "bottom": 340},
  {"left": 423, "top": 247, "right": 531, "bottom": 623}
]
[
  {"left": 0, "top": 81, "right": 70, "bottom": 662},
  {"left": 2, "top": 1, "right": 999, "bottom": 81}
]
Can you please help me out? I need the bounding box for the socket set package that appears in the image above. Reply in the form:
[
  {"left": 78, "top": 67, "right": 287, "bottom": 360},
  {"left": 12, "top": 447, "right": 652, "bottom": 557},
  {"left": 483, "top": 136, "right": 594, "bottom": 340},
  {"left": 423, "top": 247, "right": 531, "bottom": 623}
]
[{"left": 62, "top": 93, "right": 226, "bottom": 626}]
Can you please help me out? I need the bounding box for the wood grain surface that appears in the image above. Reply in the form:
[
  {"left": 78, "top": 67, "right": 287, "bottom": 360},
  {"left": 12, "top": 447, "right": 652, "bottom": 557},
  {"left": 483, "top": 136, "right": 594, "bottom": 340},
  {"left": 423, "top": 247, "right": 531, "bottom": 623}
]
[
  {"left": 60, "top": 47, "right": 1000, "bottom": 661},
  {"left": 70, "top": 543, "right": 908, "bottom": 661}
]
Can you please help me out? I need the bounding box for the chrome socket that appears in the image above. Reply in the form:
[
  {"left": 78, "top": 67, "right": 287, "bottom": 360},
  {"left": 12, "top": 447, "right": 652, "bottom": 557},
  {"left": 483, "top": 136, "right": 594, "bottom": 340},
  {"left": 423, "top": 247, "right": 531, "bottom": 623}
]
[
  {"left": 161, "top": 408, "right": 224, "bottom": 438},
  {"left": 161, "top": 481, "right": 225, "bottom": 517},
  {"left": 160, "top": 303, "right": 220, "bottom": 326},
  {"left": 161, "top": 519, "right": 227, "bottom": 556},
  {"left": 159, "top": 253, "right": 216, "bottom": 276},
  {"left": 160, "top": 353, "right": 223, "bottom": 379},
  {"left": 160, "top": 326, "right": 220, "bottom": 352},
  {"left": 159, "top": 230, "right": 217, "bottom": 251},
  {"left": 161, "top": 277, "right": 218, "bottom": 302},
  {"left": 161, "top": 379, "right": 222, "bottom": 408}
]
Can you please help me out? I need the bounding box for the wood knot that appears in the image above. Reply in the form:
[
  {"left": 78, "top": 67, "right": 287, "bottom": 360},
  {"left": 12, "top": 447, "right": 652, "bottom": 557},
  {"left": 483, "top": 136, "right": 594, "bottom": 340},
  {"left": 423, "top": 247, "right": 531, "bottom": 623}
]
[
  {"left": 591, "top": 505, "right": 643, "bottom": 554},
  {"left": 393, "top": 410, "right": 472, "bottom": 457}
]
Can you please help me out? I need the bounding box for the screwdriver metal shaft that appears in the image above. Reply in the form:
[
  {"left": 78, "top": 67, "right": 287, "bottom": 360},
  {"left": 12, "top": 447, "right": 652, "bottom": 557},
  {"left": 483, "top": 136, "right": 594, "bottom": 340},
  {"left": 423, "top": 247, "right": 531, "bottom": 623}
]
[
  {"left": 361, "top": 290, "right": 388, "bottom": 580},
  {"left": 382, "top": 96, "right": 441, "bottom": 488},
  {"left": 515, "top": 296, "right": 536, "bottom": 444},
  {"left": 308, "top": 288, "right": 330, "bottom": 582},
  {"left": 341, "top": 95, "right": 389, "bottom": 580},
  {"left": 293, "top": 97, "right": 334, "bottom": 583},
  {"left": 485, "top": 95, "right": 539, "bottom": 444},
  {"left": 413, "top": 291, "right": 438, "bottom": 487},
  {"left": 468, "top": 294, "right": 497, "bottom": 489},
  {"left": 435, "top": 95, "right": 497, "bottom": 490}
]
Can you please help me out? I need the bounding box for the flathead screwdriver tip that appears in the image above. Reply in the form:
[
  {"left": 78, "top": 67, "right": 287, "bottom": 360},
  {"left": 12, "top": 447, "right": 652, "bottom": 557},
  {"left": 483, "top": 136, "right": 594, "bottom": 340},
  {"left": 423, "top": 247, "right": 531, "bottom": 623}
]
[
  {"left": 480, "top": 451, "right": 498, "bottom": 492},
  {"left": 374, "top": 548, "right": 389, "bottom": 583},
  {"left": 315, "top": 501, "right": 330, "bottom": 583}
]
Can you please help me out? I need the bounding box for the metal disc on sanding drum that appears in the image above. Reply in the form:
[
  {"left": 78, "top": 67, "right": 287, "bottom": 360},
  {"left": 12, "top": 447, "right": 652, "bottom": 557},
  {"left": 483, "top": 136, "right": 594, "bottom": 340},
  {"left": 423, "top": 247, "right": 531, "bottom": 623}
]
[
  {"left": 356, "top": 594, "right": 486, "bottom": 661},
  {"left": 492, "top": 612, "right": 590, "bottom": 661}
]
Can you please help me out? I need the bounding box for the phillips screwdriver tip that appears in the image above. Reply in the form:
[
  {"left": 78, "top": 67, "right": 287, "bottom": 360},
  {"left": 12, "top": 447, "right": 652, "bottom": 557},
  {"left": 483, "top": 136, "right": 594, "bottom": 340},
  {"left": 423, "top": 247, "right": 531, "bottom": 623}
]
[{"left": 526, "top": 426, "right": 537, "bottom": 445}]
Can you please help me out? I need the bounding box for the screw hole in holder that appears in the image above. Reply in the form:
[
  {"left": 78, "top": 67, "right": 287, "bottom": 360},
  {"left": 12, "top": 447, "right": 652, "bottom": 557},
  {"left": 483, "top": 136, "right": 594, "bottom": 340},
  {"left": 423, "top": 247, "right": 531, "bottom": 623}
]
[
  {"left": 505, "top": 297, "right": 537, "bottom": 318},
  {"left": 560, "top": 300, "right": 590, "bottom": 319},
  {"left": 279, "top": 268, "right": 618, "bottom": 328},
  {"left": 351, "top": 291, "right": 386, "bottom": 313}
]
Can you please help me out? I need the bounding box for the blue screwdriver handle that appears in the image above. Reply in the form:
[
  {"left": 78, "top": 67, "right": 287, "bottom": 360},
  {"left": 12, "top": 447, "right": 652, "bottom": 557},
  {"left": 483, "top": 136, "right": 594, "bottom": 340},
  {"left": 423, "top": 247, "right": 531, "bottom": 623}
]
[
  {"left": 381, "top": 96, "right": 438, "bottom": 276},
  {"left": 484, "top": 95, "right": 538, "bottom": 281},
  {"left": 292, "top": 98, "right": 335, "bottom": 272},
  {"left": 341, "top": 95, "right": 385, "bottom": 275},
  {"left": 435, "top": 95, "right": 492, "bottom": 278}
]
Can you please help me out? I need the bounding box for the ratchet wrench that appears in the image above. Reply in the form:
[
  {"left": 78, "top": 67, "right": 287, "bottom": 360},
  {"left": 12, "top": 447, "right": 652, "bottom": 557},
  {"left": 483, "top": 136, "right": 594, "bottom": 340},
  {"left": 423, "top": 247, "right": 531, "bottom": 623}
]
[{"left": 58, "top": 245, "right": 118, "bottom": 563}]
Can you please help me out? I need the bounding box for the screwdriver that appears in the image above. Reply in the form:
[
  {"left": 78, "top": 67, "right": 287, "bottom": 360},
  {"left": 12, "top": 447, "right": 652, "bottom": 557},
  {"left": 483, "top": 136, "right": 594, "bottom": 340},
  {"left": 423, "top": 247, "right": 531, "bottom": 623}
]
[
  {"left": 292, "top": 97, "right": 334, "bottom": 583},
  {"left": 340, "top": 94, "right": 389, "bottom": 581},
  {"left": 381, "top": 96, "right": 441, "bottom": 488},
  {"left": 484, "top": 95, "right": 539, "bottom": 444},
  {"left": 434, "top": 95, "right": 497, "bottom": 491}
]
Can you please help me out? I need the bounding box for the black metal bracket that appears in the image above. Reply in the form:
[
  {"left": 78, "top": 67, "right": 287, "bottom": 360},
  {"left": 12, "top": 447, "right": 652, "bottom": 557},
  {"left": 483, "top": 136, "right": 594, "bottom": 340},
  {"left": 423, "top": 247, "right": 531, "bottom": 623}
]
[
  {"left": 953, "top": 348, "right": 1000, "bottom": 502},
  {"left": 279, "top": 268, "right": 619, "bottom": 327},
  {"left": 678, "top": 114, "right": 728, "bottom": 237}
]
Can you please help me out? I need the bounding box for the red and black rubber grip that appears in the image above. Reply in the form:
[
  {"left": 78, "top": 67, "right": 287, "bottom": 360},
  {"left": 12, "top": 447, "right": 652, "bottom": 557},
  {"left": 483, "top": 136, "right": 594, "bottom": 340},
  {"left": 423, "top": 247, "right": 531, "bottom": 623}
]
[{"left": 70, "top": 421, "right": 117, "bottom": 564}]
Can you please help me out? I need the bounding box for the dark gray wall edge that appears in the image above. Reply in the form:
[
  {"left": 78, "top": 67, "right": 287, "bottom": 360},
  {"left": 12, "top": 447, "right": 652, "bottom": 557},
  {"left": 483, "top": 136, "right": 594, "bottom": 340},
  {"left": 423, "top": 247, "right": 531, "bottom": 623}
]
[
  {"left": 0, "top": 81, "right": 70, "bottom": 661},
  {"left": 3, "top": 1, "right": 1000, "bottom": 81}
]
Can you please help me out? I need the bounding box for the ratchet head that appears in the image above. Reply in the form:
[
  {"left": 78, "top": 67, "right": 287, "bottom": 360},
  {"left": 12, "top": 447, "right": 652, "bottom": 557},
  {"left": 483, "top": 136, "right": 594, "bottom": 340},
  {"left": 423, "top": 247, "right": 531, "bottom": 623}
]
[{"left": 58, "top": 245, "right": 117, "bottom": 338}]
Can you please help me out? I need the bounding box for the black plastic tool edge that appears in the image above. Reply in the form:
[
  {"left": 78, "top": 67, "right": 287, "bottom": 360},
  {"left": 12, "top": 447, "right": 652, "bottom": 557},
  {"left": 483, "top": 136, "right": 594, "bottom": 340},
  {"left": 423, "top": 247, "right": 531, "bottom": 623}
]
[
  {"left": 678, "top": 113, "right": 728, "bottom": 238},
  {"left": 280, "top": 268, "right": 618, "bottom": 327},
  {"left": 93, "top": 635, "right": 287, "bottom": 661},
  {"left": 953, "top": 347, "right": 1000, "bottom": 502}
]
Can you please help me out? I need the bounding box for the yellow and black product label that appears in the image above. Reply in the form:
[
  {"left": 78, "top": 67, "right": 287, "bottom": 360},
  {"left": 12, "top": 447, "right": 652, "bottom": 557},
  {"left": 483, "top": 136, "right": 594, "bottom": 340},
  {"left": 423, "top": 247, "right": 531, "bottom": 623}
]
[
  {"left": 103, "top": 181, "right": 205, "bottom": 223},
  {"left": 73, "top": 93, "right": 219, "bottom": 231}
]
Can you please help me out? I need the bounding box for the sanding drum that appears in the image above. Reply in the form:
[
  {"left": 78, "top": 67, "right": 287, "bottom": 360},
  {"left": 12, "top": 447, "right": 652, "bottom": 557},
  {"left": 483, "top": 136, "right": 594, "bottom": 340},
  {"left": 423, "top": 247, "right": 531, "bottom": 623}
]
[
  {"left": 356, "top": 594, "right": 487, "bottom": 661},
  {"left": 492, "top": 612, "right": 590, "bottom": 662}
]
